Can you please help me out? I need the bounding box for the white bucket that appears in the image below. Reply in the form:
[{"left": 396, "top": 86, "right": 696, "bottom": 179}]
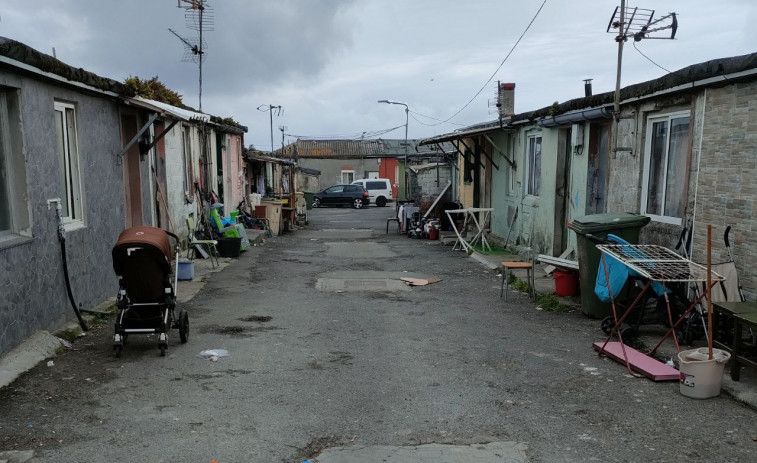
[{"left": 678, "top": 347, "right": 731, "bottom": 399}]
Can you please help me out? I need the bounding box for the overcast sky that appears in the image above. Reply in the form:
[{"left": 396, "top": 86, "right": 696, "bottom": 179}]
[{"left": 2, "top": 0, "right": 755, "bottom": 151}]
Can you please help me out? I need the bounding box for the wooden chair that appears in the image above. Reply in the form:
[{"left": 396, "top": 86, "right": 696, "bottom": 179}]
[
  {"left": 187, "top": 217, "right": 219, "bottom": 268},
  {"left": 500, "top": 257, "right": 535, "bottom": 301}
]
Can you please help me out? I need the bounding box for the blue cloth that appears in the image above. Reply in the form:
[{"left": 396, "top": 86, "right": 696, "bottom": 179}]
[{"left": 594, "top": 234, "right": 665, "bottom": 302}]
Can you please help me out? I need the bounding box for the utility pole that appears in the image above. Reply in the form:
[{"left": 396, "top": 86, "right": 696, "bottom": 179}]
[{"left": 257, "top": 104, "right": 283, "bottom": 153}]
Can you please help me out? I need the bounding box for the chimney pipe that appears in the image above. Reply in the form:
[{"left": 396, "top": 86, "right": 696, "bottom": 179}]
[{"left": 584, "top": 79, "right": 593, "bottom": 97}]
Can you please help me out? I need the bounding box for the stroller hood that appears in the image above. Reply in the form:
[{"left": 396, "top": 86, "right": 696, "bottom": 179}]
[{"left": 112, "top": 226, "right": 173, "bottom": 276}]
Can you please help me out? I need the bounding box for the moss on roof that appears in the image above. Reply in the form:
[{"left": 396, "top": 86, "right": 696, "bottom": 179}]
[{"left": 0, "top": 36, "right": 127, "bottom": 95}]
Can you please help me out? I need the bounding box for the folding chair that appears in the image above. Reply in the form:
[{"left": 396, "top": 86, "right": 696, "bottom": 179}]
[{"left": 186, "top": 216, "right": 219, "bottom": 268}]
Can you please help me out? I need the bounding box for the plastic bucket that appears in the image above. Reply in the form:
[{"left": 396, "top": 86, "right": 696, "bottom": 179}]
[
  {"left": 217, "top": 237, "right": 242, "bottom": 258},
  {"left": 177, "top": 260, "right": 194, "bottom": 281},
  {"left": 678, "top": 347, "right": 731, "bottom": 399},
  {"left": 554, "top": 270, "right": 580, "bottom": 297},
  {"left": 428, "top": 227, "right": 438, "bottom": 240}
]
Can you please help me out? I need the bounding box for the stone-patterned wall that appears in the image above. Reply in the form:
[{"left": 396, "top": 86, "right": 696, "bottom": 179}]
[
  {"left": 409, "top": 165, "right": 452, "bottom": 211},
  {"left": 0, "top": 72, "right": 125, "bottom": 356},
  {"left": 692, "top": 81, "right": 757, "bottom": 299}
]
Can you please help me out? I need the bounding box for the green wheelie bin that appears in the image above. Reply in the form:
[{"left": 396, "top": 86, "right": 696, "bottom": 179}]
[{"left": 568, "top": 213, "right": 651, "bottom": 318}]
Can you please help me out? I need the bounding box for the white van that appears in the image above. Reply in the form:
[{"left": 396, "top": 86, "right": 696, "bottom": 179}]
[{"left": 352, "top": 178, "right": 393, "bottom": 207}]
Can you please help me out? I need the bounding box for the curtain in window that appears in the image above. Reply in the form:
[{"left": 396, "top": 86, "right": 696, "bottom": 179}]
[{"left": 528, "top": 136, "right": 541, "bottom": 196}]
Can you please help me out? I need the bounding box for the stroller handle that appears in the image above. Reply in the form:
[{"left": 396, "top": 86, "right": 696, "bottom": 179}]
[
  {"left": 724, "top": 225, "right": 732, "bottom": 248},
  {"left": 585, "top": 233, "right": 609, "bottom": 245}
]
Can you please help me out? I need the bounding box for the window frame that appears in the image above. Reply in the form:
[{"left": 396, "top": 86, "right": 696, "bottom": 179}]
[
  {"left": 525, "top": 133, "right": 542, "bottom": 197},
  {"left": 54, "top": 101, "right": 84, "bottom": 226},
  {"left": 640, "top": 110, "right": 691, "bottom": 225},
  {"left": 340, "top": 169, "right": 355, "bottom": 184}
]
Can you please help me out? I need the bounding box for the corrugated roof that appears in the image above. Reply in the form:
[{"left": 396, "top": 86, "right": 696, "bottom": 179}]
[
  {"left": 130, "top": 97, "right": 210, "bottom": 122},
  {"left": 293, "top": 139, "right": 384, "bottom": 159},
  {"left": 290, "top": 139, "right": 455, "bottom": 159}
]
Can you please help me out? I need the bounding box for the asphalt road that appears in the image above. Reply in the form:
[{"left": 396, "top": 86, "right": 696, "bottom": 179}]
[{"left": 0, "top": 204, "right": 755, "bottom": 462}]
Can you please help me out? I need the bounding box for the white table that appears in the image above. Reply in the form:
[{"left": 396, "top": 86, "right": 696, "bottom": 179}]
[{"left": 444, "top": 208, "right": 493, "bottom": 253}]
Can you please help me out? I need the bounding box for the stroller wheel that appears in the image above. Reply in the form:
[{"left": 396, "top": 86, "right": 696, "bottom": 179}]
[
  {"left": 159, "top": 344, "right": 166, "bottom": 357},
  {"left": 114, "top": 345, "right": 122, "bottom": 358},
  {"left": 179, "top": 310, "right": 189, "bottom": 344},
  {"left": 600, "top": 316, "right": 615, "bottom": 335}
]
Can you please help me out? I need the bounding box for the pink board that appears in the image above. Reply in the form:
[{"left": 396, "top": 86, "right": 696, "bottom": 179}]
[{"left": 593, "top": 341, "right": 680, "bottom": 381}]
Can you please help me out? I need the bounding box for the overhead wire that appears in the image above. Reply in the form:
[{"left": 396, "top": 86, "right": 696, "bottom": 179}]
[
  {"left": 408, "top": 110, "right": 467, "bottom": 127},
  {"left": 412, "top": 0, "right": 548, "bottom": 126},
  {"left": 633, "top": 41, "right": 673, "bottom": 74},
  {"left": 285, "top": 123, "right": 406, "bottom": 141}
]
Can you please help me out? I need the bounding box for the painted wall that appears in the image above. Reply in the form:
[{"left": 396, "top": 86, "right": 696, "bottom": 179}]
[
  {"left": 0, "top": 71, "right": 125, "bottom": 356},
  {"left": 297, "top": 158, "right": 382, "bottom": 189},
  {"left": 378, "top": 157, "right": 399, "bottom": 199}
]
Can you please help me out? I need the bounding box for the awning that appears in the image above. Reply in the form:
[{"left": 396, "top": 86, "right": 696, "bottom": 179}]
[{"left": 418, "top": 121, "right": 514, "bottom": 146}]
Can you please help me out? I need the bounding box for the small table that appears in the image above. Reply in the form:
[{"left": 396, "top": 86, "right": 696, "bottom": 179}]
[{"left": 712, "top": 301, "right": 757, "bottom": 381}]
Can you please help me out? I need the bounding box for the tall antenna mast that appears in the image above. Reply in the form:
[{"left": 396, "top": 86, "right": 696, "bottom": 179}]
[
  {"left": 607, "top": 2, "right": 677, "bottom": 154},
  {"left": 174, "top": 0, "right": 214, "bottom": 111}
]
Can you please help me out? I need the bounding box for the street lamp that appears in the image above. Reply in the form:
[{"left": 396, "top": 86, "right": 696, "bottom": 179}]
[{"left": 377, "top": 99, "right": 409, "bottom": 199}]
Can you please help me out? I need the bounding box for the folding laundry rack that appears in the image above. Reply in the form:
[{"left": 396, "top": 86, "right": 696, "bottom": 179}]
[
  {"left": 445, "top": 208, "right": 493, "bottom": 253},
  {"left": 594, "top": 243, "right": 725, "bottom": 379}
]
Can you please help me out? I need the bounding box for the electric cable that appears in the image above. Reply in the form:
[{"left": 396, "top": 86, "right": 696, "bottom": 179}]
[
  {"left": 415, "top": 0, "right": 548, "bottom": 126},
  {"left": 633, "top": 41, "right": 672, "bottom": 73}
]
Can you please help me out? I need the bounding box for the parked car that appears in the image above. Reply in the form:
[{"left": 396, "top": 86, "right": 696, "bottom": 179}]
[
  {"left": 313, "top": 184, "right": 370, "bottom": 209},
  {"left": 351, "top": 178, "right": 393, "bottom": 207}
]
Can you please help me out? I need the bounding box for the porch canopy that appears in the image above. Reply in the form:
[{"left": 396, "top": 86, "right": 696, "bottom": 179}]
[{"left": 419, "top": 120, "right": 516, "bottom": 170}]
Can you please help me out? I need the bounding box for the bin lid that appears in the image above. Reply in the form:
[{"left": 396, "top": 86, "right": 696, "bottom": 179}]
[{"left": 568, "top": 212, "right": 650, "bottom": 235}]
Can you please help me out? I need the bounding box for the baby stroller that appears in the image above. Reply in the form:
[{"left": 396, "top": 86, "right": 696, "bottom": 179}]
[{"left": 112, "top": 226, "right": 189, "bottom": 357}]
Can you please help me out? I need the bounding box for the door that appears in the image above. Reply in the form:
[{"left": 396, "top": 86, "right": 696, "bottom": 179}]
[
  {"left": 323, "top": 185, "right": 343, "bottom": 205},
  {"left": 153, "top": 121, "right": 170, "bottom": 230},
  {"left": 120, "top": 112, "right": 143, "bottom": 227},
  {"left": 588, "top": 123, "right": 610, "bottom": 214},
  {"left": 553, "top": 128, "right": 571, "bottom": 254}
]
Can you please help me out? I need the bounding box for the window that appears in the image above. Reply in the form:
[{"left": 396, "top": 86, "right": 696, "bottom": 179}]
[
  {"left": 54, "top": 102, "right": 82, "bottom": 222},
  {"left": 526, "top": 134, "right": 542, "bottom": 196},
  {"left": 0, "top": 89, "right": 30, "bottom": 242},
  {"left": 463, "top": 149, "right": 474, "bottom": 183},
  {"left": 341, "top": 169, "right": 355, "bottom": 184},
  {"left": 343, "top": 185, "right": 358, "bottom": 192},
  {"left": 641, "top": 112, "right": 690, "bottom": 223},
  {"left": 326, "top": 185, "right": 344, "bottom": 194}
]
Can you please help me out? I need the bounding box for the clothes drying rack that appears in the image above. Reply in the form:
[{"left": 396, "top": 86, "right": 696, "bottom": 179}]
[{"left": 595, "top": 244, "right": 725, "bottom": 379}]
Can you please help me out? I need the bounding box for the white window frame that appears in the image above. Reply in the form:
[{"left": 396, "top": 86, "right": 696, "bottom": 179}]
[
  {"left": 54, "top": 101, "right": 83, "bottom": 225},
  {"left": 640, "top": 110, "right": 690, "bottom": 225},
  {"left": 525, "top": 133, "right": 542, "bottom": 197},
  {"left": 341, "top": 169, "right": 355, "bottom": 184}
]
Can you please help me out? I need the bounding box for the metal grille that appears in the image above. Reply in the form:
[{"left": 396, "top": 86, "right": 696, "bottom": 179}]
[{"left": 596, "top": 244, "right": 725, "bottom": 283}]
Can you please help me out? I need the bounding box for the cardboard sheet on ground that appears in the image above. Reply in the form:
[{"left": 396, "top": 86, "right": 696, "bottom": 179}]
[{"left": 400, "top": 277, "right": 442, "bottom": 286}]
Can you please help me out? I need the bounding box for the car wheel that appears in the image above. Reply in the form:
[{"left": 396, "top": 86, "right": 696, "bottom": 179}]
[
  {"left": 313, "top": 197, "right": 321, "bottom": 208},
  {"left": 353, "top": 198, "right": 364, "bottom": 209},
  {"left": 376, "top": 196, "right": 387, "bottom": 207}
]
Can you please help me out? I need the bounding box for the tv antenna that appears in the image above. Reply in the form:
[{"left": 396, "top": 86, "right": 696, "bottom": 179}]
[
  {"left": 607, "top": 1, "right": 677, "bottom": 153},
  {"left": 171, "top": 0, "right": 215, "bottom": 111}
]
